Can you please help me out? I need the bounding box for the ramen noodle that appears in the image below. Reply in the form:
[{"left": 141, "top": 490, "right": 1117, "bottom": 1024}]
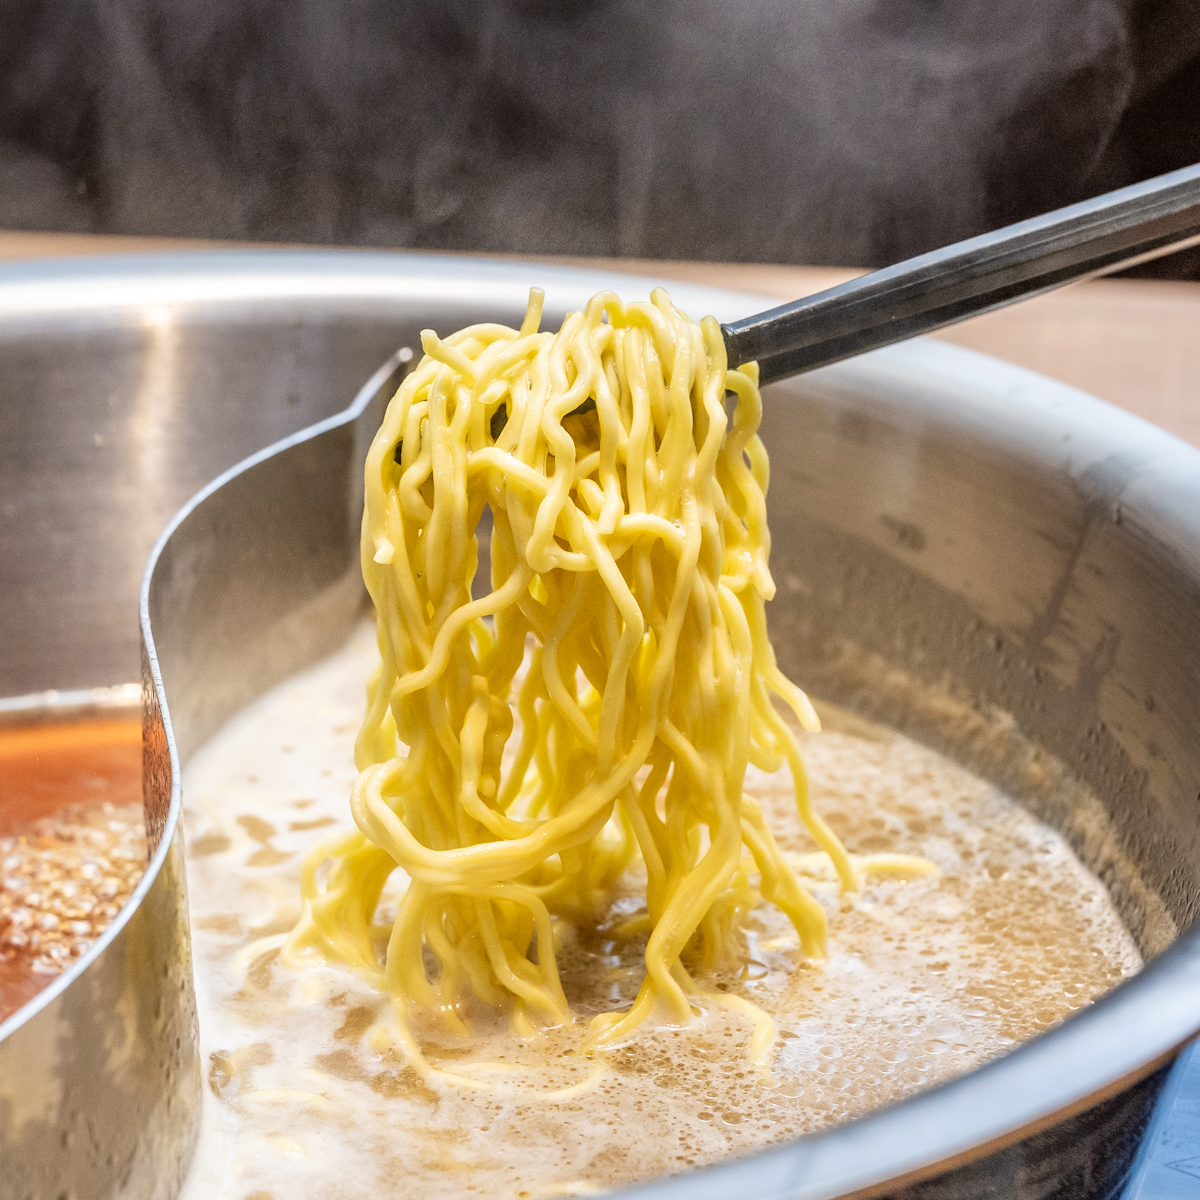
[{"left": 282, "top": 288, "right": 930, "bottom": 1073}]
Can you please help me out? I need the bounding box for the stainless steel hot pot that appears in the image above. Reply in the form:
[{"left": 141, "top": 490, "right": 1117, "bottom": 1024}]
[{"left": 1, "top": 252, "right": 1198, "bottom": 1200}]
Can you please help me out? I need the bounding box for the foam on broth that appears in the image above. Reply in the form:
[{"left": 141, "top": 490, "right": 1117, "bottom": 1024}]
[{"left": 178, "top": 626, "right": 1139, "bottom": 1199}]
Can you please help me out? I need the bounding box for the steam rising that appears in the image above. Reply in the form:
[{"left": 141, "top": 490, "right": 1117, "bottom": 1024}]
[{"left": 0, "top": 0, "right": 1195, "bottom": 268}]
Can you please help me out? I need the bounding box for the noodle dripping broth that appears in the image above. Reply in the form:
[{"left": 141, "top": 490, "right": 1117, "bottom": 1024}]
[
  {"left": 176, "top": 290, "right": 1139, "bottom": 1197},
  {"left": 283, "top": 288, "right": 881, "bottom": 1069}
]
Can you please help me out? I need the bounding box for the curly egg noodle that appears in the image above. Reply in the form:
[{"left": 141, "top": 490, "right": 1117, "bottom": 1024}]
[{"left": 282, "top": 287, "right": 930, "bottom": 1075}]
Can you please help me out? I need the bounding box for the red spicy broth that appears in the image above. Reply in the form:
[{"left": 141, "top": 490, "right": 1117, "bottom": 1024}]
[{"left": 0, "top": 719, "right": 146, "bottom": 1021}]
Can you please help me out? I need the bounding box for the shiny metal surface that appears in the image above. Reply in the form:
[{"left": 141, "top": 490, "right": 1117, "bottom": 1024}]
[
  {"left": 0, "top": 250, "right": 611, "bottom": 697},
  {"left": 0, "top": 691, "right": 197, "bottom": 1200},
  {"left": 2, "top": 252, "right": 1200, "bottom": 1199},
  {"left": 723, "top": 161, "right": 1200, "bottom": 382}
]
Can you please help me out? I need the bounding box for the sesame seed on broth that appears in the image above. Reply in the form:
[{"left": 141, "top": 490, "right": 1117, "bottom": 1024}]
[
  {"left": 178, "top": 626, "right": 1140, "bottom": 1200},
  {"left": 0, "top": 719, "right": 146, "bottom": 1021}
]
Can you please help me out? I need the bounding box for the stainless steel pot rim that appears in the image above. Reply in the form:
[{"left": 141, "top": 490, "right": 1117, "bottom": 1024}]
[
  {"left": 2, "top": 251, "right": 1198, "bottom": 1199},
  {"left": 0, "top": 248, "right": 767, "bottom": 327}
]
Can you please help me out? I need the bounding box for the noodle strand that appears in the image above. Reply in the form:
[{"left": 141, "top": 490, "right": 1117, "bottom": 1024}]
[{"left": 283, "top": 287, "right": 864, "bottom": 1072}]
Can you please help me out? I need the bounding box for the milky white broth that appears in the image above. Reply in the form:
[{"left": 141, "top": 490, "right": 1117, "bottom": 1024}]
[{"left": 177, "top": 624, "right": 1140, "bottom": 1200}]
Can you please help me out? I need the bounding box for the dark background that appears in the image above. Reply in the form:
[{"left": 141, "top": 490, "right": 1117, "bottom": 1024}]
[{"left": 2, "top": 0, "right": 1198, "bottom": 274}]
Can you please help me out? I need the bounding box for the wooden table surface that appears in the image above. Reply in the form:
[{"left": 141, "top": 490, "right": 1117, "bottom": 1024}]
[{"left": 2, "top": 229, "right": 1196, "bottom": 449}]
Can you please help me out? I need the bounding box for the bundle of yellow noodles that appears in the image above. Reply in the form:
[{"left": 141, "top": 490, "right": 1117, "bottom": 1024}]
[{"left": 284, "top": 287, "right": 864, "bottom": 1066}]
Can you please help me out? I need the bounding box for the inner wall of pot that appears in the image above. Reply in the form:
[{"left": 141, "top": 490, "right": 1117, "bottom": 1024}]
[{"left": 761, "top": 370, "right": 1200, "bottom": 959}]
